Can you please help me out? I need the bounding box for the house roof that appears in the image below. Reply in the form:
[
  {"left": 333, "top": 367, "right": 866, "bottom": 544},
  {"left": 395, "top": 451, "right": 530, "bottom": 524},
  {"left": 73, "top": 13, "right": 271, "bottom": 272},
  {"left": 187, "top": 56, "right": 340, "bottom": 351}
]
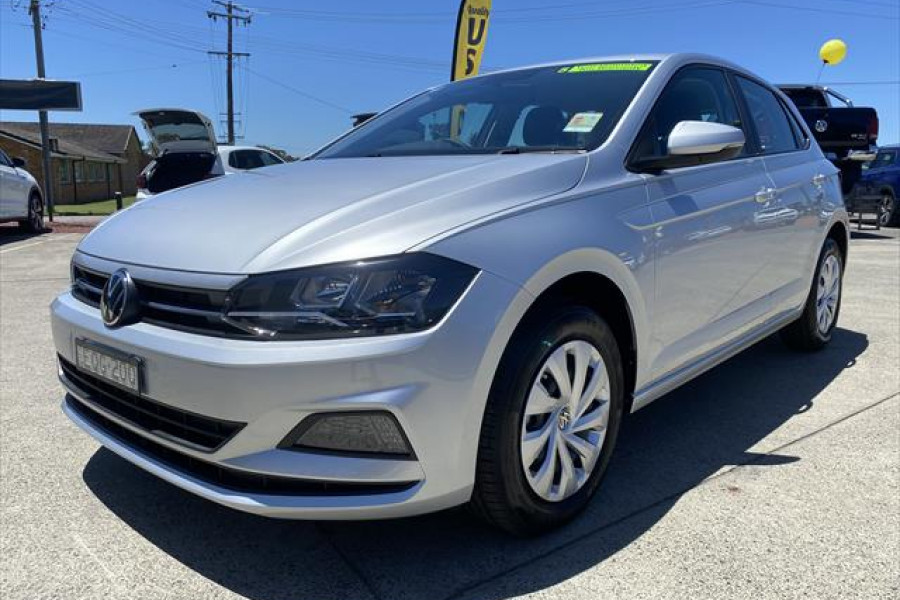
[{"left": 0, "top": 121, "right": 139, "bottom": 163}]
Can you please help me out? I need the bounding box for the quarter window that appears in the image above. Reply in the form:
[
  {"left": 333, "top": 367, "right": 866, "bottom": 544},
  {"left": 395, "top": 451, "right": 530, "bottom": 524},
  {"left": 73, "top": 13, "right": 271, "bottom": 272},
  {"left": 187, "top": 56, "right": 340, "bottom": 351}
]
[
  {"left": 632, "top": 66, "right": 745, "bottom": 161},
  {"left": 736, "top": 77, "right": 801, "bottom": 155}
]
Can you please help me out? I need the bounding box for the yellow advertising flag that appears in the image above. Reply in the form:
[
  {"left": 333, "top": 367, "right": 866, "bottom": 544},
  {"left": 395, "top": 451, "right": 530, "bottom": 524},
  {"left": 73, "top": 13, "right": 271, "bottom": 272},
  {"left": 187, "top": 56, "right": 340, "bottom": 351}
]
[{"left": 451, "top": 0, "right": 492, "bottom": 81}]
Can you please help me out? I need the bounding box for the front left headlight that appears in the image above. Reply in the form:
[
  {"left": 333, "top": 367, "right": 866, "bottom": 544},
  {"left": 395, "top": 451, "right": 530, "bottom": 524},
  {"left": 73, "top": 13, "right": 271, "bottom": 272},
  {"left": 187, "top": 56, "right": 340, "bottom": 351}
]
[{"left": 223, "top": 253, "right": 478, "bottom": 340}]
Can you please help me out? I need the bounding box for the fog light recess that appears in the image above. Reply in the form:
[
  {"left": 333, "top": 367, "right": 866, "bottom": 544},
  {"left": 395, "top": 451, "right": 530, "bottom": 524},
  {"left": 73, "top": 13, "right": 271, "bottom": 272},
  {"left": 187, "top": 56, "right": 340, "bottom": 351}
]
[{"left": 283, "top": 411, "right": 413, "bottom": 457}]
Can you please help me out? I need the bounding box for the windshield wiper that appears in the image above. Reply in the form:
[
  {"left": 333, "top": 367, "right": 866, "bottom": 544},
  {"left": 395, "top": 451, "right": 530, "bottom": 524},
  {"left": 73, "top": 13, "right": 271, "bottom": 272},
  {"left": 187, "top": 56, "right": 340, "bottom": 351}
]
[{"left": 496, "top": 146, "right": 586, "bottom": 154}]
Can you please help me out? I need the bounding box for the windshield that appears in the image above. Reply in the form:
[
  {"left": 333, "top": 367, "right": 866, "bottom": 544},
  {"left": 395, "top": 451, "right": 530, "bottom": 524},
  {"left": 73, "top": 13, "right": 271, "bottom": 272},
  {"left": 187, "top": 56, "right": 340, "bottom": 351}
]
[
  {"left": 870, "top": 150, "right": 897, "bottom": 169},
  {"left": 315, "top": 61, "right": 658, "bottom": 158}
]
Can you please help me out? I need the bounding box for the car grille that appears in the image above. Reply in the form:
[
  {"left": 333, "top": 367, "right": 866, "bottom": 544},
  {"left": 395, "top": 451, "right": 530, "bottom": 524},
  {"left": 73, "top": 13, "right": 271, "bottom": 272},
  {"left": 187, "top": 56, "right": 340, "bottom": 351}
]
[
  {"left": 71, "top": 264, "right": 248, "bottom": 338},
  {"left": 65, "top": 395, "right": 418, "bottom": 497},
  {"left": 59, "top": 356, "right": 244, "bottom": 452}
]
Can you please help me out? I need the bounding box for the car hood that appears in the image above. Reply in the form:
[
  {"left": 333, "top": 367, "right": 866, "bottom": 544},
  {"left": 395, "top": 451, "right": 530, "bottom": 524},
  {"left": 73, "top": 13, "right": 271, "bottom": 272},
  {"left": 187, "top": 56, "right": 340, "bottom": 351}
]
[{"left": 78, "top": 154, "right": 587, "bottom": 273}]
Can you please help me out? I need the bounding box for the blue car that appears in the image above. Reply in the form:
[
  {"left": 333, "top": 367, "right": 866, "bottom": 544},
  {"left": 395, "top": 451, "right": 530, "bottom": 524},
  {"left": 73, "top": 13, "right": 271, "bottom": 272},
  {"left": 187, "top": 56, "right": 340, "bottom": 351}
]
[{"left": 848, "top": 145, "right": 899, "bottom": 227}]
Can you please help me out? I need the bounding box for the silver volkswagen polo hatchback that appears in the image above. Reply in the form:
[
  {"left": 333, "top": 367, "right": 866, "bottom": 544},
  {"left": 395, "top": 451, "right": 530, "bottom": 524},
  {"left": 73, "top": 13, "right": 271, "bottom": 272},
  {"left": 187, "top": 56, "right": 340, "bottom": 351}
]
[{"left": 52, "top": 53, "right": 849, "bottom": 535}]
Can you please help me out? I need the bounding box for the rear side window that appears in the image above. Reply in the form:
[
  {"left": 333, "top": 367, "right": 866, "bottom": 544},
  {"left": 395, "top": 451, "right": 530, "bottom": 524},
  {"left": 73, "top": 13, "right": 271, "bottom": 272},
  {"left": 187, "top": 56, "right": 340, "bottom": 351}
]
[
  {"left": 632, "top": 65, "right": 746, "bottom": 160},
  {"left": 229, "top": 150, "right": 269, "bottom": 170},
  {"left": 781, "top": 88, "right": 827, "bottom": 108},
  {"left": 258, "top": 151, "right": 284, "bottom": 166},
  {"left": 736, "top": 77, "right": 801, "bottom": 155}
]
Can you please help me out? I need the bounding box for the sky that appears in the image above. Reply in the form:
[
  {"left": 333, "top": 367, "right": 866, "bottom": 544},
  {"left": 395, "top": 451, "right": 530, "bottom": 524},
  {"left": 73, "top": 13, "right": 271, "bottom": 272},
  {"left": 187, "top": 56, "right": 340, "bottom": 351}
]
[{"left": 1, "top": 0, "right": 898, "bottom": 156}]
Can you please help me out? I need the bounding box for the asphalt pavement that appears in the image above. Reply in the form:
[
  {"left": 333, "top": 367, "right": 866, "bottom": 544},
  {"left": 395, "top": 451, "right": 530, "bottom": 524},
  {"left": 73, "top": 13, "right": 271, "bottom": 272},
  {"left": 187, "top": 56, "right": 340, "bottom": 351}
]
[{"left": 1, "top": 225, "right": 898, "bottom": 600}]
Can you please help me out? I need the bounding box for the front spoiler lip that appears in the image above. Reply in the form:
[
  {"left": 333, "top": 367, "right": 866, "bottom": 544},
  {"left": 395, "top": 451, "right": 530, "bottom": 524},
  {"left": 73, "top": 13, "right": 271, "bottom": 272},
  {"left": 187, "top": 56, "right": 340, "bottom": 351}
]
[{"left": 62, "top": 398, "right": 431, "bottom": 520}]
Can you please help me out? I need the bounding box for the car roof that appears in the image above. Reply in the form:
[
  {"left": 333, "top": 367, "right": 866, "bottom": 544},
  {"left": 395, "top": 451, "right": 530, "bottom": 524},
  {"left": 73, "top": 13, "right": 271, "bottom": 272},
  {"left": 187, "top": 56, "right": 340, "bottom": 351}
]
[
  {"left": 474, "top": 53, "right": 743, "bottom": 77},
  {"left": 218, "top": 145, "right": 275, "bottom": 155}
]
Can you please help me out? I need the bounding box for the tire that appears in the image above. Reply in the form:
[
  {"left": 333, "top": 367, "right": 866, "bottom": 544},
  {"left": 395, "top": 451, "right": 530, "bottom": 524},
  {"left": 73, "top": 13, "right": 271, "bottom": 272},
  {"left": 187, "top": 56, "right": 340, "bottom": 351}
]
[
  {"left": 879, "top": 190, "right": 898, "bottom": 228},
  {"left": 471, "top": 305, "right": 624, "bottom": 536},
  {"left": 18, "top": 193, "right": 44, "bottom": 233},
  {"left": 780, "top": 238, "right": 844, "bottom": 351}
]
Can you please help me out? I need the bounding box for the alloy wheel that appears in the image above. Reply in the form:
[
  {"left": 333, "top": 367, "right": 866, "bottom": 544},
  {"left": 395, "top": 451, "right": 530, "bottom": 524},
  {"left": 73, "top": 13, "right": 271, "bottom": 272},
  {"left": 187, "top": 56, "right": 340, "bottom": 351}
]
[
  {"left": 816, "top": 254, "right": 841, "bottom": 334},
  {"left": 520, "top": 340, "right": 610, "bottom": 502},
  {"left": 30, "top": 196, "right": 43, "bottom": 231},
  {"left": 880, "top": 194, "right": 894, "bottom": 227}
]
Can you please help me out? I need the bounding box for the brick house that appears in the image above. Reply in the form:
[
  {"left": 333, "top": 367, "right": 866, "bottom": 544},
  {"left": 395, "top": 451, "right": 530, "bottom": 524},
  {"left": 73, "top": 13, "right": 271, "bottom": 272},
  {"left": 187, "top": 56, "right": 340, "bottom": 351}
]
[{"left": 0, "top": 122, "right": 148, "bottom": 204}]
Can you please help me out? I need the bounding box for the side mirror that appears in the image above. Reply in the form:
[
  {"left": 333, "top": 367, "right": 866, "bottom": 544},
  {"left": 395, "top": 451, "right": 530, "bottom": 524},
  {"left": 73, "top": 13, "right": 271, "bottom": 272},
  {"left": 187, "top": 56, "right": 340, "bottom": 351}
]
[
  {"left": 11, "top": 157, "right": 26, "bottom": 169},
  {"left": 668, "top": 121, "right": 745, "bottom": 156},
  {"left": 631, "top": 121, "right": 746, "bottom": 172}
]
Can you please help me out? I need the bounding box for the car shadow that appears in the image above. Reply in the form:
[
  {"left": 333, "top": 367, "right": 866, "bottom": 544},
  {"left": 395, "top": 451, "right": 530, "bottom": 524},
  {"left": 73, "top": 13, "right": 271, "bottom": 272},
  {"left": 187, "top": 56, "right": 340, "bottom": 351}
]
[
  {"left": 82, "top": 328, "right": 868, "bottom": 600},
  {"left": 0, "top": 224, "right": 45, "bottom": 246},
  {"left": 850, "top": 230, "right": 895, "bottom": 241}
]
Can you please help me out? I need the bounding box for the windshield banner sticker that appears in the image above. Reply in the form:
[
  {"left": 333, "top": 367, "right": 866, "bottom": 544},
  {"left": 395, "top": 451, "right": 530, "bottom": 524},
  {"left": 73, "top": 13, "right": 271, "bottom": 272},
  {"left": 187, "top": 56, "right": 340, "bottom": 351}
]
[
  {"left": 558, "top": 62, "right": 654, "bottom": 73},
  {"left": 564, "top": 112, "right": 604, "bottom": 133}
]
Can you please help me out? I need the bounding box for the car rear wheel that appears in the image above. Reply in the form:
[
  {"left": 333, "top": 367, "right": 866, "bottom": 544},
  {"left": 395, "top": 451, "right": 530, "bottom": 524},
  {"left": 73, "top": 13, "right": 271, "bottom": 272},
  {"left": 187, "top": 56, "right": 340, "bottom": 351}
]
[
  {"left": 780, "top": 237, "right": 843, "bottom": 351},
  {"left": 19, "top": 193, "right": 44, "bottom": 233},
  {"left": 471, "top": 305, "right": 624, "bottom": 536}
]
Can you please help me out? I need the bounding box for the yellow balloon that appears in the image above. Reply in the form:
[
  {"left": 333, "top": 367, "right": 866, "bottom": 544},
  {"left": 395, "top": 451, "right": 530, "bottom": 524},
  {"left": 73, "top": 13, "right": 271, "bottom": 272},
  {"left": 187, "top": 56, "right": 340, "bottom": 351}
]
[{"left": 819, "top": 39, "right": 847, "bottom": 65}]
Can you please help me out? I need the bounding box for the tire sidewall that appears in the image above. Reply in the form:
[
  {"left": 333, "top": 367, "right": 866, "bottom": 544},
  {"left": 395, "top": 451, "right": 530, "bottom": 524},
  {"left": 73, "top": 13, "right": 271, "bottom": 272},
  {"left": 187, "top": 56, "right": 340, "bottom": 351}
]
[
  {"left": 806, "top": 238, "right": 843, "bottom": 344},
  {"left": 490, "top": 306, "right": 624, "bottom": 529},
  {"left": 30, "top": 194, "right": 43, "bottom": 231}
]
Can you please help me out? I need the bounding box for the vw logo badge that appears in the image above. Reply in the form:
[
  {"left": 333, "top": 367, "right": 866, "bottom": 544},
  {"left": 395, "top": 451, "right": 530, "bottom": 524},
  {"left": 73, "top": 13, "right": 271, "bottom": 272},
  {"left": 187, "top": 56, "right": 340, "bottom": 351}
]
[
  {"left": 814, "top": 119, "right": 828, "bottom": 133},
  {"left": 100, "top": 268, "right": 140, "bottom": 328}
]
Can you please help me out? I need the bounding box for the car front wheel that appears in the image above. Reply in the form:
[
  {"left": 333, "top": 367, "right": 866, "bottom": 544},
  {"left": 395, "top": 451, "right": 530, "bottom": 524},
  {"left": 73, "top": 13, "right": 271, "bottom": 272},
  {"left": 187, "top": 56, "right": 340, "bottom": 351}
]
[
  {"left": 879, "top": 191, "right": 898, "bottom": 227},
  {"left": 471, "top": 305, "right": 624, "bottom": 536},
  {"left": 19, "top": 193, "right": 44, "bottom": 233}
]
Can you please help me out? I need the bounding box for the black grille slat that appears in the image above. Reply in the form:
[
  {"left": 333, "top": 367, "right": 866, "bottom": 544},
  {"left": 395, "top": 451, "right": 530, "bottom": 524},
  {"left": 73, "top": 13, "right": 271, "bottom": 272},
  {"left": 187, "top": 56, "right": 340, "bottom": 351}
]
[
  {"left": 71, "top": 266, "right": 252, "bottom": 338},
  {"left": 65, "top": 396, "right": 418, "bottom": 497},
  {"left": 60, "top": 357, "right": 243, "bottom": 452}
]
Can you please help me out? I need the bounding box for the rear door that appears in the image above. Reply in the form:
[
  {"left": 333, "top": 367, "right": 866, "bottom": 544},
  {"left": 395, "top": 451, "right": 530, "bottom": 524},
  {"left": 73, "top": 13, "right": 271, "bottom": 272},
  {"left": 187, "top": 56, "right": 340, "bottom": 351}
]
[
  {"left": 735, "top": 75, "right": 835, "bottom": 315},
  {"left": 635, "top": 65, "right": 774, "bottom": 380}
]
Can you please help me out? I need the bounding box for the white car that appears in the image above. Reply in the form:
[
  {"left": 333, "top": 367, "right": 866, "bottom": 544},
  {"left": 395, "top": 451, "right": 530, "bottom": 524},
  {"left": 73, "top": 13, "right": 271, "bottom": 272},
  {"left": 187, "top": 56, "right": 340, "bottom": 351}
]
[
  {"left": 134, "top": 108, "right": 285, "bottom": 200},
  {"left": 0, "top": 148, "right": 44, "bottom": 232}
]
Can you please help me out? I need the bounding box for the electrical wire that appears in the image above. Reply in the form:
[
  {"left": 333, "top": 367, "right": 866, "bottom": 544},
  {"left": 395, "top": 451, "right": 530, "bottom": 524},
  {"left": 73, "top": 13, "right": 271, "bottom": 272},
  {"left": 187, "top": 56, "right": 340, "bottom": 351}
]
[{"left": 242, "top": 66, "right": 352, "bottom": 114}]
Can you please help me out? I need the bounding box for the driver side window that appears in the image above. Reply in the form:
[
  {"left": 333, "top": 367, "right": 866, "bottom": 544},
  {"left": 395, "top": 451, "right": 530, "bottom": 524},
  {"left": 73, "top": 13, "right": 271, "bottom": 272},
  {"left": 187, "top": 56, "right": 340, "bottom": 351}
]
[{"left": 633, "top": 66, "right": 745, "bottom": 161}]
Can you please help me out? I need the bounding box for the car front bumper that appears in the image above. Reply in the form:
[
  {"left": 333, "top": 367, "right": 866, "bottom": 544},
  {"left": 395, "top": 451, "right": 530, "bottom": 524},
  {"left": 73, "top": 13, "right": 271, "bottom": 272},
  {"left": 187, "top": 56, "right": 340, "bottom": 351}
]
[{"left": 51, "top": 268, "right": 528, "bottom": 519}]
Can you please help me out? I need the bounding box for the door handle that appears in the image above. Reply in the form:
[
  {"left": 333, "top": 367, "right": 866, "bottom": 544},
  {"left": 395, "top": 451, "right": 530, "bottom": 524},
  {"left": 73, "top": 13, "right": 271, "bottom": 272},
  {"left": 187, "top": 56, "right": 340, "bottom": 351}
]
[
  {"left": 812, "top": 173, "right": 827, "bottom": 187},
  {"left": 755, "top": 187, "right": 777, "bottom": 204}
]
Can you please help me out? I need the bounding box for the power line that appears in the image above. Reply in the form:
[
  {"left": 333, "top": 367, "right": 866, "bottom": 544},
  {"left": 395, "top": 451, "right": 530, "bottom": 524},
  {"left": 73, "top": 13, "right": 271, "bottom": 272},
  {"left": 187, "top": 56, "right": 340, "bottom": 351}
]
[
  {"left": 738, "top": 0, "right": 899, "bottom": 20},
  {"left": 242, "top": 66, "right": 352, "bottom": 114}
]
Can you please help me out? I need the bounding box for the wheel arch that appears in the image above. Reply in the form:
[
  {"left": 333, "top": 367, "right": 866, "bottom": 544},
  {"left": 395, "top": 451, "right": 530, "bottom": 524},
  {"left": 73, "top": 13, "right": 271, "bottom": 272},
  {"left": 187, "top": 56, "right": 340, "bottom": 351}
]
[
  {"left": 487, "top": 248, "right": 650, "bottom": 414},
  {"left": 827, "top": 220, "right": 848, "bottom": 263}
]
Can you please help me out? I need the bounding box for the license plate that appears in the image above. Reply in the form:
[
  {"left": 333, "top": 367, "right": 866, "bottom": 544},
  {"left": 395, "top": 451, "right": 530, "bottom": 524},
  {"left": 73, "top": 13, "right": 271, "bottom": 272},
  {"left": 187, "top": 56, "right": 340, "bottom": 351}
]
[{"left": 74, "top": 339, "right": 142, "bottom": 394}]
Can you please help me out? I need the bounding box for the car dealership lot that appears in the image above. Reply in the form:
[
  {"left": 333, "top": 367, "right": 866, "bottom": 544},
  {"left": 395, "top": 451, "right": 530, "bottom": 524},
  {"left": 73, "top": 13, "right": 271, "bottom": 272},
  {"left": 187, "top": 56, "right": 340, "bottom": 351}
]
[{"left": 1, "top": 228, "right": 897, "bottom": 599}]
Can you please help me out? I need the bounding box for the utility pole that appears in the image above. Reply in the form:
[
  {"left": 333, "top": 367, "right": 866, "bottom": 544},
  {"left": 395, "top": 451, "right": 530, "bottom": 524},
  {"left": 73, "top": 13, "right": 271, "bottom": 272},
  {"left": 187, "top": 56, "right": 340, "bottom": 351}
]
[
  {"left": 207, "top": 1, "right": 250, "bottom": 145},
  {"left": 28, "top": 0, "right": 54, "bottom": 221}
]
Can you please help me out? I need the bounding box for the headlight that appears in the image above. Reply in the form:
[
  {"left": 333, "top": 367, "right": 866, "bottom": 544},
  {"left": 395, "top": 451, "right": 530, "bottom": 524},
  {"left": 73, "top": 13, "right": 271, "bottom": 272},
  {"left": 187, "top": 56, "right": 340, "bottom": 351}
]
[{"left": 223, "top": 253, "right": 478, "bottom": 339}]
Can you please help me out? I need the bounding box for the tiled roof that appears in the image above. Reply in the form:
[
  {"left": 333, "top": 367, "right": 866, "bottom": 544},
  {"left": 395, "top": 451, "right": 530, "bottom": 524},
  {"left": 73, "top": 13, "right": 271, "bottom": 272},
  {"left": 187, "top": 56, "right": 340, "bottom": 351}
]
[{"left": 0, "top": 121, "right": 138, "bottom": 163}]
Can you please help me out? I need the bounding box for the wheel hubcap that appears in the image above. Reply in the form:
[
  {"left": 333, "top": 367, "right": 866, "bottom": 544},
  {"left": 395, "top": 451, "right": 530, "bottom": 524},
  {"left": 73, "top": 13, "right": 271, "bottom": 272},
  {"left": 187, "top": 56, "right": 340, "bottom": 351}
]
[
  {"left": 31, "top": 198, "right": 42, "bottom": 229},
  {"left": 816, "top": 254, "right": 841, "bottom": 334},
  {"left": 520, "top": 340, "right": 610, "bottom": 502}
]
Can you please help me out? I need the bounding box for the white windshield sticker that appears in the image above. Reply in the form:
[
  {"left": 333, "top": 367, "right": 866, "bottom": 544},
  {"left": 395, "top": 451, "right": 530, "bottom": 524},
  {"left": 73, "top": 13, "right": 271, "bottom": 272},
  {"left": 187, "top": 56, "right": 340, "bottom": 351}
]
[{"left": 564, "top": 112, "right": 604, "bottom": 133}]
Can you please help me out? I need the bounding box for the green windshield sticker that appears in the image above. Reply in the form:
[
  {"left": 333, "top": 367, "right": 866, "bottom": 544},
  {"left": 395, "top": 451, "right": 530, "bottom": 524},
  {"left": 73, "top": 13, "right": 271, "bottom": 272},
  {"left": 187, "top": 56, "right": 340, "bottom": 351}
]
[{"left": 558, "top": 62, "right": 654, "bottom": 73}]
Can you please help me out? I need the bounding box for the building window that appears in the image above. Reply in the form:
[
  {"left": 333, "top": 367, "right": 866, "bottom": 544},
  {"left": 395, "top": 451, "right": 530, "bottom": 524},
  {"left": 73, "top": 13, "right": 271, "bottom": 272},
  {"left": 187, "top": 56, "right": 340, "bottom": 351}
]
[
  {"left": 58, "top": 160, "right": 71, "bottom": 184},
  {"left": 88, "top": 162, "right": 105, "bottom": 182},
  {"left": 74, "top": 162, "right": 84, "bottom": 183}
]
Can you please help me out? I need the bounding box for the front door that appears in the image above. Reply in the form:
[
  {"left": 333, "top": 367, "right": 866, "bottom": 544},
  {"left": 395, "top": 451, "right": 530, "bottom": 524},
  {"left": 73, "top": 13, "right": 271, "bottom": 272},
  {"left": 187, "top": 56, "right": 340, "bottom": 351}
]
[{"left": 632, "top": 65, "right": 774, "bottom": 381}]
